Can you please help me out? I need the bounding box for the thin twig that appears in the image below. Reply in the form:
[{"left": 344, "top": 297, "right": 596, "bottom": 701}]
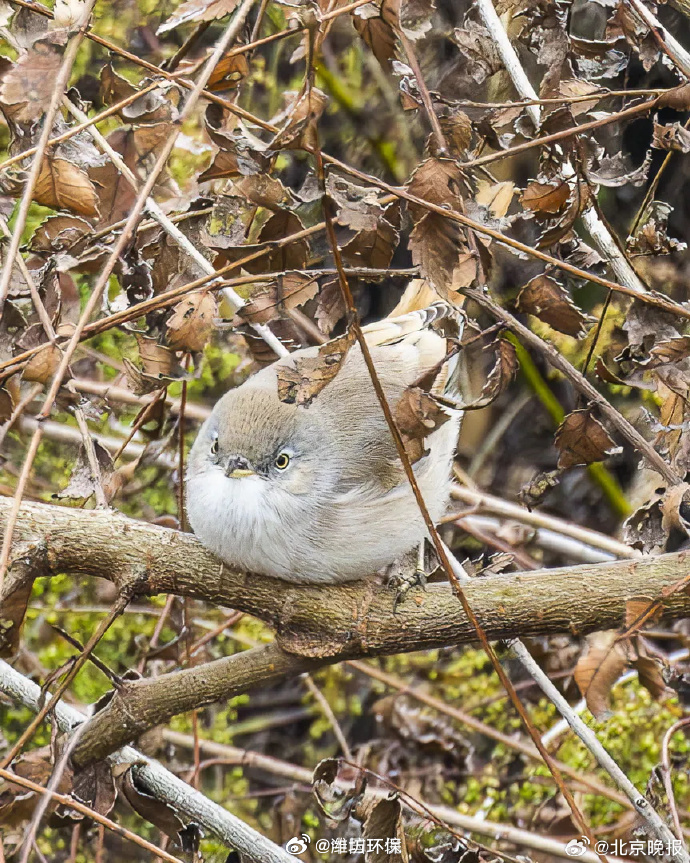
[
  {"left": 1, "top": 765, "right": 185, "bottom": 863},
  {"left": 17, "top": 724, "right": 87, "bottom": 863},
  {"left": 661, "top": 717, "right": 690, "bottom": 841},
  {"left": 0, "top": 2, "right": 97, "bottom": 313},
  {"left": 462, "top": 285, "right": 678, "bottom": 486},
  {"left": 0, "top": 0, "right": 260, "bottom": 599},
  {"left": 508, "top": 638, "right": 688, "bottom": 861}
]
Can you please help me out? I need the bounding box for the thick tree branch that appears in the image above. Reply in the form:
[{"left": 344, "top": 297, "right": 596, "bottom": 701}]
[{"left": 2, "top": 497, "right": 690, "bottom": 763}]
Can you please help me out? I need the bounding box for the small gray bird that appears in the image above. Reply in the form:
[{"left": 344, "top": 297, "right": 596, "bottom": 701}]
[{"left": 186, "top": 302, "right": 463, "bottom": 584}]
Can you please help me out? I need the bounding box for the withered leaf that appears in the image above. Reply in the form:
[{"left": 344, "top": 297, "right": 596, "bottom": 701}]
[
  {"left": 623, "top": 497, "right": 665, "bottom": 554},
  {"left": 313, "top": 757, "right": 366, "bottom": 822},
  {"left": 254, "top": 210, "right": 310, "bottom": 272},
  {"left": 122, "top": 768, "right": 200, "bottom": 854},
  {"left": 72, "top": 760, "right": 116, "bottom": 818},
  {"left": 395, "top": 385, "right": 451, "bottom": 464},
  {"left": 407, "top": 158, "right": 471, "bottom": 290},
  {"left": 439, "top": 107, "right": 472, "bottom": 156},
  {"left": 314, "top": 277, "right": 346, "bottom": 335},
  {"left": 270, "top": 88, "right": 328, "bottom": 152},
  {"left": 34, "top": 157, "right": 99, "bottom": 218},
  {"left": 555, "top": 409, "right": 621, "bottom": 469},
  {"left": 55, "top": 440, "right": 115, "bottom": 503},
  {"left": 166, "top": 290, "right": 217, "bottom": 352},
  {"left": 0, "top": 386, "right": 13, "bottom": 422},
  {"left": 574, "top": 631, "right": 629, "bottom": 720},
  {"left": 625, "top": 597, "right": 662, "bottom": 630},
  {"left": 89, "top": 125, "right": 172, "bottom": 227},
  {"left": 353, "top": 4, "right": 396, "bottom": 70},
  {"left": 277, "top": 328, "right": 355, "bottom": 406},
  {"left": 0, "top": 43, "right": 61, "bottom": 123},
  {"left": 652, "top": 120, "right": 690, "bottom": 154},
  {"left": 136, "top": 334, "right": 175, "bottom": 379},
  {"left": 521, "top": 179, "right": 570, "bottom": 219},
  {"left": 23, "top": 342, "right": 61, "bottom": 384},
  {"left": 647, "top": 337, "right": 690, "bottom": 369},
  {"left": 233, "top": 173, "right": 291, "bottom": 210},
  {"left": 0, "top": 553, "right": 35, "bottom": 656},
  {"left": 453, "top": 21, "right": 501, "bottom": 84},
  {"left": 657, "top": 83, "right": 690, "bottom": 111},
  {"left": 516, "top": 274, "right": 590, "bottom": 337},
  {"left": 207, "top": 50, "right": 249, "bottom": 91},
  {"left": 237, "top": 273, "right": 319, "bottom": 326},
  {"left": 328, "top": 174, "right": 384, "bottom": 232},
  {"left": 157, "top": 0, "right": 239, "bottom": 33},
  {"left": 475, "top": 180, "right": 514, "bottom": 218},
  {"left": 362, "top": 795, "right": 408, "bottom": 863},
  {"left": 30, "top": 214, "right": 91, "bottom": 254},
  {"left": 558, "top": 77, "right": 601, "bottom": 116},
  {"left": 123, "top": 358, "right": 174, "bottom": 396},
  {"left": 456, "top": 338, "right": 517, "bottom": 410}
]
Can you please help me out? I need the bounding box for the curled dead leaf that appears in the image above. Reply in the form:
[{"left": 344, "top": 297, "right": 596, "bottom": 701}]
[
  {"left": 34, "top": 156, "right": 99, "bottom": 218},
  {"left": 23, "top": 342, "right": 61, "bottom": 384},
  {"left": 277, "top": 328, "right": 355, "bottom": 406},
  {"left": 575, "top": 631, "right": 629, "bottom": 720},
  {"left": 516, "top": 274, "right": 590, "bottom": 337},
  {"left": 166, "top": 290, "right": 217, "bottom": 352},
  {"left": 395, "top": 385, "right": 451, "bottom": 464},
  {"left": 555, "top": 409, "right": 621, "bottom": 469},
  {"left": 237, "top": 273, "right": 319, "bottom": 326}
]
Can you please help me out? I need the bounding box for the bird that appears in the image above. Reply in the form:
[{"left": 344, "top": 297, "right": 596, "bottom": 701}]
[{"left": 185, "top": 300, "right": 464, "bottom": 585}]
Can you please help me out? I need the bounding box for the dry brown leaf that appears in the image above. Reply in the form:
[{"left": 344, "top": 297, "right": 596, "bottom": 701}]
[
  {"left": 89, "top": 125, "right": 171, "bottom": 226},
  {"left": 277, "top": 328, "right": 355, "bottom": 406},
  {"left": 657, "top": 83, "right": 690, "bottom": 111},
  {"left": 233, "top": 174, "right": 291, "bottom": 210},
  {"left": 353, "top": 4, "right": 396, "bottom": 70},
  {"left": 625, "top": 596, "right": 662, "bottom": 630},
  {"left": 395, "top": 385, "right": 451, "bottom": 464},
  {"left": 166, "top": 291, "right": 217, "bottom": 352},
  {"left": 270, "top": 88, "right": 328, "bottom": 152},
  {"left": 157, "top": 0, "right": 239, "bottom": 33},
  {"left": 55, "top": 441, "right": 115, "bottom": 504},
  {"left": 652, "top": 120, "right": 690, "bottom": 153},
  {"left": 122, "top": 768, "right": 199, "bottom": 854},
  {"left": 136, "top": 334, "right": 175, "bottom": 379},
  {"left": 362, "top": 795, "right": 409, "bottom": 863},
  {"left": 0, "top": 43, "right": 61, "bottom": 122},
  {"left": 456, "top": 338, "right": 517, "bottom": 410},
  {"left": 23, "top": 342, "right": 61, "bottom": 383},
  {"left": 0, "top": 386, "right": 14, "bottom": 422},
  {"left": 407, "top": 159, "right": 470, "bottom": 291},
  {"left": 206, "top": 50, "right": 249, "bottom": 91},
  {"left": 555, "top": 409, "right": 621, "bottom": 469},
  {"left": 475, "top": 180, "right": 515, "bottom": 218},
  {"left": 439, "top": 107, "right": 472, "bottom": 156},
  {"left": 520, "top": 179, "right": 570, "bottom": 218},
  {"left": 237, "top": 273, "right": 319, "bottom": 326},
  {"left": 574, "top": 631, "right": 629, "bottom": 720},
  {"left": 314, "top": 277, "right": 346, "bottom": 335},
  {"left": 34, "top": 157, "right": 99, "bottom": 218},
  {"left": 516, "top": 274, "right": 590, "bottom": 337},
  {"left": 647, "top": 336, "right": 690, "bottom": 368},
  {"left": 558, "top": 78, "right": 601, "bottom": 116}
]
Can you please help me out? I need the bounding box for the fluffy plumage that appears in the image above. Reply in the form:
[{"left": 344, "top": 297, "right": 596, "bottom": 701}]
[{"left": 185, "top": 303, "right": 463, "bottom": 584}]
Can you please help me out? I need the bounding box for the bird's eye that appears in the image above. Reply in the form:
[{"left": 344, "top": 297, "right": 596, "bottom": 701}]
[
  {"left": 210, "top": 436, "right": 219, "bottom": 456},
  {"left": 274, "top": 452, "right": 290, "bottom": 470}
]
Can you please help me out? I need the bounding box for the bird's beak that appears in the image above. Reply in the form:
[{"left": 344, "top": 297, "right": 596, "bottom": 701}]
[
  {"left": 224, "top": 456, "right": 256, "bottom": 479},
  {"left": 227, "top": 468, "right": 256, "bottom": 479}
]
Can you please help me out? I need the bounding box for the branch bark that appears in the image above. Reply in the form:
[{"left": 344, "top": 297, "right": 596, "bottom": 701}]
[{"left": 2, "top": 497, "right": 690, "bottom": 762}]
